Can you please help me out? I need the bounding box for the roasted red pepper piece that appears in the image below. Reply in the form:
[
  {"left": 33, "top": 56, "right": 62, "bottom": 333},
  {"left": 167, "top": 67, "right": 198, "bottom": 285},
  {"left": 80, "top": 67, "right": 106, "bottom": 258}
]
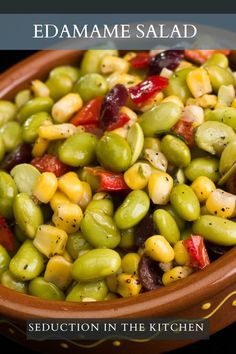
[
  {"left": 82, "top": 124, "right": 103, "bottom": 137},
  {"left": 185, "top": 50, "right": 231, "bottom": 64},
  {"left": 31, "top": 154, "right": 69, "bottom": 177},
  {"left": 129, "top": 76, "right": 168, "bottom": 105},
  {"left": 130, "top": 52, "right": 150, "bottom": 69},
  {"left": 70, "top": 96, "right": 103, "bottom": 126},
  {"left": 183, "top": 235, "right": 210, "bottom": 270},
  {"left": 0, "top": 216, "right": 14, "bottom": 252},
  {"left": 85, "top": 167, "right": 130, "bottom": 192},
  {"left": 172, "top": 119, "right": 195, "bottom": 148},
  {"left": 106, "top": 112, "right": 130, "bottom": 131}
]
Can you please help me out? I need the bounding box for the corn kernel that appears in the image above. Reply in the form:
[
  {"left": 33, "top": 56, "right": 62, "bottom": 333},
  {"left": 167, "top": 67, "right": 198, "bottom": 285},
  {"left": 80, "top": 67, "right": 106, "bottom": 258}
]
[
  {"left": 174, "top": 240, "right": 191, "bottom": 266},
  {"left": 176, "top": 60, "right": 194, "bottom": 71},
  {"left": 191, "top": 176, "right": 216, "bottom": 203},
  {"left": 196, "top": 94, "right": 217, "bottom": 108},
  {"left": 145, "top": 235, "right": 175, "bottom": 263},
  {"left": 38, "top": 123, "right": 77, "bottom": 140},
  {"left": 161, "top": 95, "right": 184, "bottom": 108},
  {"left": 32, "top": 136, "right": 50, "bottom": 157},
  {"left": 50, "top": 190, "right": 71, "bottom": 211},
  {"left": 139, "top": 92, "right": 164, "bottom": 112},
  {"left": 31, "top": 79, "right": 50, "bottom": 97},
  {"left": 162, "top": 266, "right": 193, "bottom": 285},
  {"left": 144, "top": 149, "right": 168, "bottom": 172},
  {"left": 58, "top": 172, "right": 83, "bottom": 204},
  {"left": 44, "top": 255, "right": 72, "bottom": 290},
  {"left": 124, "top": 162, "right": 152, "bottom": 190},
  {"left": 206, "top": 188, "right": 236, "bottom": 218},
  {"left": 121, "top": 253, "right": 140, "bottom": 275},
  {"left": 100, "top": 55, "right": 129, "bottom": 74},
  {"left": 116, "top": 273, "right": 142, "bottom": 297},
  {"left": 186, "top": 68, "right": 212, "bottom": 98},
  {"left": 33, "top": 172, "right": 58, "bottom": 203},
  {"left": 182, "top": 105, "right": 204, "bottom": 127},
  {"left": 148, "top": 172, "right": 173, "bottom": 205},
  {"left": 53, "top": 203, "right": 83, "bottom": 233},
  {"left": 107, "top": 72, "right": 140, "bottom": 90},
  {"left": 52, "top": 93, "right": 83, "bottom": 123},
  {"left": 78, "top": 182, "right": 92, "bottom": 210},
  {"left": 33, "top": 224, "right": 68, "bottom": 258}
]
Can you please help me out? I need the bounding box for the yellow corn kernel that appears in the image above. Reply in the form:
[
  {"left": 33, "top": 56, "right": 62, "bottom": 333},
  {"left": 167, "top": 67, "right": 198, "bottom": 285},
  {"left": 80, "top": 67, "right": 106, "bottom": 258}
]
[
  {"left": 38, "top": 123, "right": 77, "bottom": 140},
  {"left": 33, "top": 172, "right": 58, "bottom": 203},
  {"left": 206, "top": 189, "right": 236, "bottom": 218},
  {"left": 58, "top": 172, "right": 83, "bottom": 204},
  {"left": 53, "top": 203, "right": 83, "bottom": 233},
  {"left": 161, "top": 95, "right": 184, "bottom": 108},
  {"left": 44, "top": 255, "right": 72, "bottom": 290},
  {"left": 100, "top": 55, "right": 129, "bottom": 74},
  {"left": 31, "top": 79, "right": 50, "bottom": 97},
  {"left": 106, "top": 274, "right": 118, "bottom": 293},
  {"left": 145, "top": 235, "right": 175, "bottom": 263},
  {"left": 182, "top": 105, "right": 204, "bottom": 127},
  {"left": 159, "top": 68, "right": 173, "bottom": 78},
  {"left": 33, "top": 224, "right": 68, "bottom": 258},
  {"left": 112, "top": 127, "right": 128, "bottom": 138},
  {"left": 116, "top": 273, "right": 142, "bottom": 297},
  {"left": 176, "top": 60, "right": 194, "bottom": 71},
  {"left": 162, "top": 266, "right": 193, "bottom": 286},
  {"left": 78, "top": 181, "right": 92, "bottom": 210},
  {"left": 143, "top": 137, "right": 161, "bottom": 152},
  {"left": 197, "top": 94, "right": 217, "bottom": 108},
  {"left": 50, "top": 190, "right": 71, "bottom": 211},
  {"left": 186, "top": 68, "right": 212, "bottom": 98},
  {"left": 119, "top": 106, "right": 138, "bottom": 128},
  {"left": 52, "top": 93, "right": 83, "bottom": 123},
  {"left": 174, "top": 240, "right": 191, "bottom": 266},
  {"left": 231, "top": 98, "right": 236, "bottom": 108},
  {"left": 123, "top": 52, "right": 136, "bottom": 62},
  {"left": 124, "top": 162, "right": 152, "bottom": 190},
  {"left": 217, "top": 85, "right": 235, "bottom": 107},
  {"left": 144, "top": 149, "right": 168, "bottom": 172},
  {"left": 186, "top": 97, "right": 198, "bottom": 105},
  {"left": 139, "top": 92, "right": 164, "bottom": 112},
  {"left": 32, "top": 136, "right": 50, "bottom": 157},
  {"left": 148, "top": 172, "right": 173, "bottom": 205},
  {"left": 107, "top": 72, "right": 140, "bottom": 90},
  {"left": 191, "top": 176, "right": 216, "bottom": 203},
  {"left": 121, "top": 253, "right": 140, "bottom": 275}
]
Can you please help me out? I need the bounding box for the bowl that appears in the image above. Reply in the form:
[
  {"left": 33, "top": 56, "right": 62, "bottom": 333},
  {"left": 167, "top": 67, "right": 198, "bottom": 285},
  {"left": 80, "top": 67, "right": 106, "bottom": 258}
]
[{"left": 0, "top": 50, "right": 236, "bottom": 354}]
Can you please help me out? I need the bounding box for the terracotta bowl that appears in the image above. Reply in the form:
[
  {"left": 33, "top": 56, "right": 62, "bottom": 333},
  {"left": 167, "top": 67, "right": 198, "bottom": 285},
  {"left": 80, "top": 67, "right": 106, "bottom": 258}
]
[{"left": 0, "top": 50, "right": 236, "bottom": 354}]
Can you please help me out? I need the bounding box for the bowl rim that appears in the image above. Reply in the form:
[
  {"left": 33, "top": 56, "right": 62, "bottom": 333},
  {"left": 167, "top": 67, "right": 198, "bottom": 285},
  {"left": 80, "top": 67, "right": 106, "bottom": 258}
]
[{"left": 0, "top": 50, "right": 235, "bottom": 321}]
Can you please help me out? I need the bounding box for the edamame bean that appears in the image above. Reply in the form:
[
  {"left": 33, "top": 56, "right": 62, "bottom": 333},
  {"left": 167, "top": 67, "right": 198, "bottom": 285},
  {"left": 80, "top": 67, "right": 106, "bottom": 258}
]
[
  {"left": 170, "top": 184, "right": 200, "bottom": 221},
  {"left": 184, "top": 157, "right": 220, "bottom": 182},
  {"left": 96, "top": 132, "right": 132, "bottom": 172},
  {"left": 162, "top": 204, "right": 186, "bottom": 231},
  {"left": 0, "top": 245, "right": 10, "bottom": 277},
  {"left": 119, "top": 228, "right": 135, "bottom": 249},
  {"left": 193, "top": 215, "right": 236, "bottom": 246},
  {"left": 139, "top": 102, "right": 182, "bottom": 136},
  {"left": 29, "top": 277, "right": 65, "bottom": 300},
  {"left": 0, "top": 136, "right": 5, "bottom": 162},
  {"left": 14, "top": 225, "right": 27, "bottom": 243},
  {"left": 1, "top": 270, "right": 28, "bottom": 294},
  {"left": 0, "top": 171, "right": 17, "bottom": 219},
  {"left": 49, "top": 66, "right": 80, "bottom": 82},
  {"left": 206, "top": 65, "right": 235, "bottom": 91},
  {"left": 59, "top": 132, "right": 98, "bottom": 167},
  {"left": 80, "top": 50, "right": 118, "bottom": 75},
  {"left": 11, "top": 164, "right": 41, "bottom": 195},
  {"left": 205, "top": 107, "right": 236, "bottom": 131},
  {"left": 22, "top": 112, "right": 52, "bottom": 143},
  {"left": 9, "top": 240, "right": 45, "bottom": 281},
  {"left": 13, "top": 193, "right": 44, "bottom": 239},
  {"left": 164, "top": 72, "right": 192, "bottom": 104},
  {"left": 78, "top": 167, "right": 100, "bottom": 192},
  {"left": 204, "top": 53, "right": 229, "bottom": 69},
  {"left": 18, "top": 97, "right": 54, "bottom": 123},
  {"left": 153, "top": 209, "right": 180, "bottom": 244},
  {"left": 72, "top": 248, "right": 121, "bottom": 281},
  {"left": 219, "top": 140, "right": 236, "bottom": 175},
  {"left": 195, "top": 121, "right": 235, "bottom": 155},
  {"left": 66, "top": 279, "right": 108, "bottom": 302},
  {"left": 161, "top": 135, "right": 191, "bottom": 168},
  {"left": 0, "top": 100, "right": 17, "bottom": 126},
  {"left": 0, "top": 121, "right": 22, "bottom": 152},
  {"left": 114, "top": 190, "right": 150, "bottom": 229},
  {"left": 46, "top": 74, "right": 73, "bottom": 101},
  {"left": 86, "top": 199, "right": 114, "bottom": 216},
  {"left": 81, "top": 210, "right": 121, "bottom": 249},
  {"left": 66, "top": 232, "right": 92, "bottom": 260},
  {"left": 14, "top": 90, "right": 31, "bottom": 109},
  {"left": 74, "top": 73, "right": 108, "bottom": 101}
]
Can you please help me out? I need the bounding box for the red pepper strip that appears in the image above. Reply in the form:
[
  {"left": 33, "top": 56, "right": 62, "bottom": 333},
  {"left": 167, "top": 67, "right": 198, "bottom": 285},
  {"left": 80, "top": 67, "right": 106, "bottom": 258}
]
[
  {"left": 129, "top": 76, "right": 168, "bottom": 105},
  {"left": 31, "top": 154, "right": 69, "bottom": 177},
  {"left": 83, "top": 124, "right": 103, "bottom": 137},
  {"left": 84, "top": 167, "right": 130, "bottom": 192},
  {"left": 172, "top": 119, "right": 195, "bottom": 148},
  {"left": 70, "top": 96, "right": 103, "bottom": 126},
  {"left": 130, "top": 52, "right": 151, "bottom": 69},
  {"left": 0, "top": 216, "right": 15, "bottom": 252},
  {"left": 184, "top": 50, "right": 231, "bottom": 64},
  {"left": 183, "top": 235, "right": 210, "bottom": 270},
  {"left": 106, "top": 113, "right": 130, "bottom": 131}
]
